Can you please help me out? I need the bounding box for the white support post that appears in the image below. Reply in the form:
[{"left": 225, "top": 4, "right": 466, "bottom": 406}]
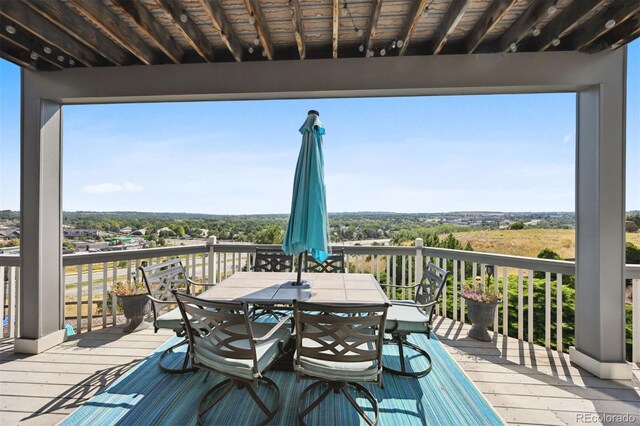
[
  {"left": 415, "top": 238, "right": 423, "bottom": 284},
  {"left": 208, "top": 236, "right": 216, "bottom": 284}
]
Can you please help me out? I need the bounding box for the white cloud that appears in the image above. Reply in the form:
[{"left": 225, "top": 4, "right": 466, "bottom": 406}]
[{"left": 82, "top": 182, "right": 144, "bottom": 194}]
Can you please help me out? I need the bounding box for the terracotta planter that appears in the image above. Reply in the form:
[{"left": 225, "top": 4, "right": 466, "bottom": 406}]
[
  {"left": 463, "top": 297, "right": 499, "bottom": 342},
  {"left": 119, "top": 294, "right": 151, "bottom": 333}
]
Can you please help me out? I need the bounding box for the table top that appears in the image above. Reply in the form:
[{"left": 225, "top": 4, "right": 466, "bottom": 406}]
[{"left": 199, "top": 272, "right": 389, "bottom": 305}]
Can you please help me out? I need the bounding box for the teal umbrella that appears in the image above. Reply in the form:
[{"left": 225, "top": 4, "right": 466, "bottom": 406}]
[{"left": 282, "top": 110, "right": 331, "bottom": 285}]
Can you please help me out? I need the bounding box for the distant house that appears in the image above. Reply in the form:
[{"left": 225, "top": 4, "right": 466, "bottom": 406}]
[
  {"left": 198, "top": 228, "right": 209, "bottom": 238},
  {"left": 63, "top": 229, "right": 105, "bottom": 239},
  {"left": 132, "top": 228, "right": 147, "bottom": 236},
  {"left": 120, "top": 226, "right": 132, "bottom": 234},
  {"left": 0, "top": 227, "right": 20, "bottom": 241}
]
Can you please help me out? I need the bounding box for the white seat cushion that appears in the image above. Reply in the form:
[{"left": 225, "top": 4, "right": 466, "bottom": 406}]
[
  {"left": 385, "top": 302, "right": 431, "bottom": 333},
  {"left": 194, "top": 322, "right": 290, "bottom": 381}
]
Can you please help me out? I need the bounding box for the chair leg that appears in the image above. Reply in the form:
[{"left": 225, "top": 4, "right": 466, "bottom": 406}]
[
  {"left": 198, "top": 377, "right": 280, "bottom": 426},
  {"left": 158, "top": 338, "right": 194, "bottom": 374},
  {"left": 297, "top": 381, "right": 379, "bottom": 426},
  {"left": 383, "top": 334, "right": 433, "bottom": 377}
]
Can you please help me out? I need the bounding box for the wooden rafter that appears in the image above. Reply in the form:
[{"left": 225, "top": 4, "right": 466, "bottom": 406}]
[
  {"left": 69, "top": 0, "right": 163, "bottom": 66},
  {"left": 430, "top": 0, "right": 469, "bottom": 55},
  {"left": 582, "top": 13, "right": 640, "bottom": 52},
  {"left": 364, "top": 0, "right": 382, "bottom": 56},
  {"left": 198, "top": 0, "right": 243, "bottom": 62},
  {"left": 111, "top": 0, "right": 184, "bottom": 64},
  {"left": 22, "top": 0, "right": 134, "bottom": 66},
  {"left": 465, "top": 0, "right": 517, "bottom": 53},
  {"left": 524, "top": 0, "right": 608, "bottom": 52},
  {"left": 0, "top": 0, "right": 108, "bottom": 67},
  {"left": 0, "top": 38, "right": 58, "bottom": 71},
  {"left": 0, "top": 16, "right": 65, "bottom": 70},
  {"left": 332, "top": 0, "right": 339, "bottom": 58},
  {"left": 397, "top": 0, "right": 430, "bottom": 56},
  {"left": 243, "top": 0, "right": 274, "bottom": 60},
  {"left": 288, "top": 0, "right": 305, "bottom": 59},
  {"left": 156, "top": 0, "right": 215, "bottom": 62},
  {"left": 494, "top": 0, "right": 555, "bottom": 53},
  {"left": 559, "top": 1, "right": 640, "bottom": 51}
]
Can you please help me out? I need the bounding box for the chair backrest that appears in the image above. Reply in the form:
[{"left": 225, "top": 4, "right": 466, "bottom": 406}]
[
  {"left": 415, "top": 262, "right": 451, "bottom": 322},
  {"left": 139, "top": 258, "right": 188, "bottom": 317},
  {"left": 294, "top": 302, "right": 388, "bottom": 380},
  {"left": 253, "top": 250, "right": 293, "bottom": 272},
  {"left": 174, "top": 292, "right": 259, "bottom": 375},
  {"left": 304, "top": 250, "right": 345, "bottom": 273}
]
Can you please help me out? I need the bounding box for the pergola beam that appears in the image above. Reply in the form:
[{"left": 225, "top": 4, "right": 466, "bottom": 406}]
[
  {"left": 430, "top": 0, "right": 469, "bottom": 55},
  {"left": 364, "top": 0, "right": 382, "bottom": 56},
  {"left": 465, "top": 0, "right": 517, "bottom": 53},
  {"left": 243, "top": 0, "right": 274, "bottom": 60},
  {"left": 22, "top": 0, "right": 135, "bottom": 66},
  {"left": 0, "top": 0, "right": 109, "bottom": 67},
  {"left": 397, "top": 0, "right": 430, "bottom": 56},
  {"left": 494, "top": 0, "right": 555, "bottom": 53},
  {"left": 559, "top": 1, "right": 640, "bottom": 51},
  {"left": 199, "top": 0, "right": 243, "bottom": 62},
  {"left": 582, "top": 13, "right": 640, "bottom": 53},
  {"left": 288, "top": 0, "right": 305, "bottom": 59},
  {"left": 523, "top": 0, "right": 608, "bottom": 52},
  {"left": 111, "top": 0, "right": 184, "bottom": 64},
  {"left": 69, "top": 0, "right": 165, "bottom": 66},
  {"left": 0, "top": 37, "right": 59, "bottom": 71},
  {"left": 332, "top": 0, "right": 339, "bottom": 59},
  {"left": 156, "top": 0, "right": 215, "bottom": 63},
  {"left": 0, "top": 15, "right": 68, "bottom": 69}
]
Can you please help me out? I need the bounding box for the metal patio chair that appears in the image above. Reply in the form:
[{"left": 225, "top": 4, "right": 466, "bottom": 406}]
[
  {"left": 381, "top": 262, "right": 450, "bottom": 377},
  {"left": 252, "top": 249, "right": 294, "bottom": 272},
  {"left": 304, "top": 249, "right": 345, "bottom": 273},
  {"left": 293, "top": 301, "right": 389, "bottom": 426},
  {"left": 138, "top": 258, "right": 215, "bottom": 374},
  {"left": 174, "top": 291, "right": 291, "bottom": 426}
]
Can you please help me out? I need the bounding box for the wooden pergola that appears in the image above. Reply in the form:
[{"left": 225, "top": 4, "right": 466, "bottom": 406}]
[
  {"left": 2, "top": 0, "right": 639, "bottom": 381},
  {"left": 1, "top": 0, "right": 639, "bottom": 70}
]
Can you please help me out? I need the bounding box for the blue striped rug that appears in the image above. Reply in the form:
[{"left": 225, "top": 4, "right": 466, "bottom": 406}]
[{"left": 60, "top": 333, "right": 503, "bottom": 426}]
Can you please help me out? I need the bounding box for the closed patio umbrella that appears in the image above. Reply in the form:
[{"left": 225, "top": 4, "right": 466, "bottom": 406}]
[{"left": 282, "top": 110, "right": 331, "bottom": 286}]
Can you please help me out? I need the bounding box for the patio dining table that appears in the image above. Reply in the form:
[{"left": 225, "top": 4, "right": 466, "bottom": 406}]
[{"left": 199, "top": 271, "right": 390, "bottom": 305}]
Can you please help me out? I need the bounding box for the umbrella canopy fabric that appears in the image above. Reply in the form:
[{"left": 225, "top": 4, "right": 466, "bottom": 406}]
[{"left": 282, "top": 112, "right": 331, "bottom": 263}]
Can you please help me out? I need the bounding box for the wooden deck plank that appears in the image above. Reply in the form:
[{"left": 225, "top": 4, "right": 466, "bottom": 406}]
[{"left": 0, "top": 318, "right": 638, "bottom": 425}]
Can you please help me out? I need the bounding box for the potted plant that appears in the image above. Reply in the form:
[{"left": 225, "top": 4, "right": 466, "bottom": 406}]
[
  {"left": 461, "top": 267, "right": 501, "bottom": 342},
  {"left": 114, "top": 281, "right": 151, "bottom": 333}
]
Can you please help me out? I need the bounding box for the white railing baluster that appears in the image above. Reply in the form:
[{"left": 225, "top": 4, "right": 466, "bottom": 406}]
[
  {"left": 76, "top": 266, "right": 82, "bottom": 333},
  {"left": 102, "top": 262, "right": 108, "bottom": 328},
  {"left": 453, "top": 259, "right": 458, "bottom": 322},
  {"left": 502, "top": 266, "right": 509, "bottom": 336},
  {"left": 87, "top": 263, "right": 93, "bottom": 332},
  {"left": 633, "top": 279, "right": 639, "bottom": 363},
  {"left": 8, "top": 267, "right": 16, "bottom": 338},
  {"left": 386, "top": 255, "right": 391, "bottom": 297},
  {"left": 442, "top": 258, "right": 447, "bottom": 319},
  {"left": 217, "top": 251, "right": 221, "bottom": 282},
  {"left": 518, "top": 269, "right": 524, "bottom": 340},
  {"left": 14, "top": 268, "right": 19, "bottom": 337},
  {"left": 223, "top": 252, "right": 227, "bottom": 280},
  {"left": 557, "top": 273, "right": 563, "bottom": 352},
  {"left": 493, "top": 264, "right": 499, "bottom": 333},
  {"left": 460, "top": 261, "right": 466, "bottom": 323},
  {"left": 392, "top": 256, "right": 397, "bottom": 300},
  {"left": 401, "top": 255, "right": 407, "bottom": 301},
  {"left": 127, "top": 260, "right": 132, "bottom": 283},
  {"left": 112, "top": 262, "right": 117, "bottom": 326},
  {"left": 0, "top": 266, "right": 5, "bottom": 337},
  {"left": 191, "top": 253, "right": 196, "bottom": 283},
  {"left": 545, "top": 272, "right": 551, "bottom": 348},
  {"left": 528, "top": 270, "right": 534, "bottom": 343}
]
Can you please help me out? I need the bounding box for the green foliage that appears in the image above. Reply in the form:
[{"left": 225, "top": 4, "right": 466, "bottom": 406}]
[
  {"left": 626, "top": 242, "right": 640, "bottom": 264},
  {"left": 628, "top": 214, "right": 640, "bottom": 228},
  {"left": 158, "top": 237, "right": 166, "bottom": 246},
  {"left": 254, "top": 225, "right": 284, "bottom": 244},
  {"left": 534, "top": 247, "right": 562, "bottom": 279},
  {"left": 509, "top": 221, "right": 525, "bottom": 230},
  {"left": 147, "top": 241, "right": 157, "bottom": 248}
]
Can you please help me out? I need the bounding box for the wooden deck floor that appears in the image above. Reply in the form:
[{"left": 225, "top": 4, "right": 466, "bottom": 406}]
[{"left": 1, "top": 319, "right": 639, "bottom": 425}]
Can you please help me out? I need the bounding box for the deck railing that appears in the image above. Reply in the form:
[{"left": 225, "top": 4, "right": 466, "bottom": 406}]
[{"left": 2, "top": 238, "right": 639, "bottom": 361}]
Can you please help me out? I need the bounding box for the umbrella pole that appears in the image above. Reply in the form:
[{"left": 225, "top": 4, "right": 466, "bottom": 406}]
[{"left": 296, "top": 253, "right": 303, "bottom": 285}]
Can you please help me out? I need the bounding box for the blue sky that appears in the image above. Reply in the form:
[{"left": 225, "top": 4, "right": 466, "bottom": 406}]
[{"left": 1, "top": 41, "right": 638, "bottom": 215}]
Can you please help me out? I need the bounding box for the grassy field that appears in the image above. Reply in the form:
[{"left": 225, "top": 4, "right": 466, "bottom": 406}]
[{"left": 451, "top": 229, "right": 640, "bottom": 259}]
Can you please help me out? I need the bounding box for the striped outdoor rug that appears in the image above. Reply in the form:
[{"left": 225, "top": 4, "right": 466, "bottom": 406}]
[{"left": 60, "top": 333, "right": 503, "bottom": 425}]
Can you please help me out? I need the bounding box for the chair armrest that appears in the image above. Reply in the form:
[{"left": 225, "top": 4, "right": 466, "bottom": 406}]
[
  {"left": 187, "top": 278, "right": 216, "bottom": 287},
  {"left": 379, "top": 283, "right": 420, "bottom": 290},
  {"left": 390, "top": 300, "right": 438, "bottom": 309},
  {"left": 253, "top": 315, "right": 293, "bottom": 342},
  {"left": 146, "top": 295, "right": 173, "bottom": 305}
]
